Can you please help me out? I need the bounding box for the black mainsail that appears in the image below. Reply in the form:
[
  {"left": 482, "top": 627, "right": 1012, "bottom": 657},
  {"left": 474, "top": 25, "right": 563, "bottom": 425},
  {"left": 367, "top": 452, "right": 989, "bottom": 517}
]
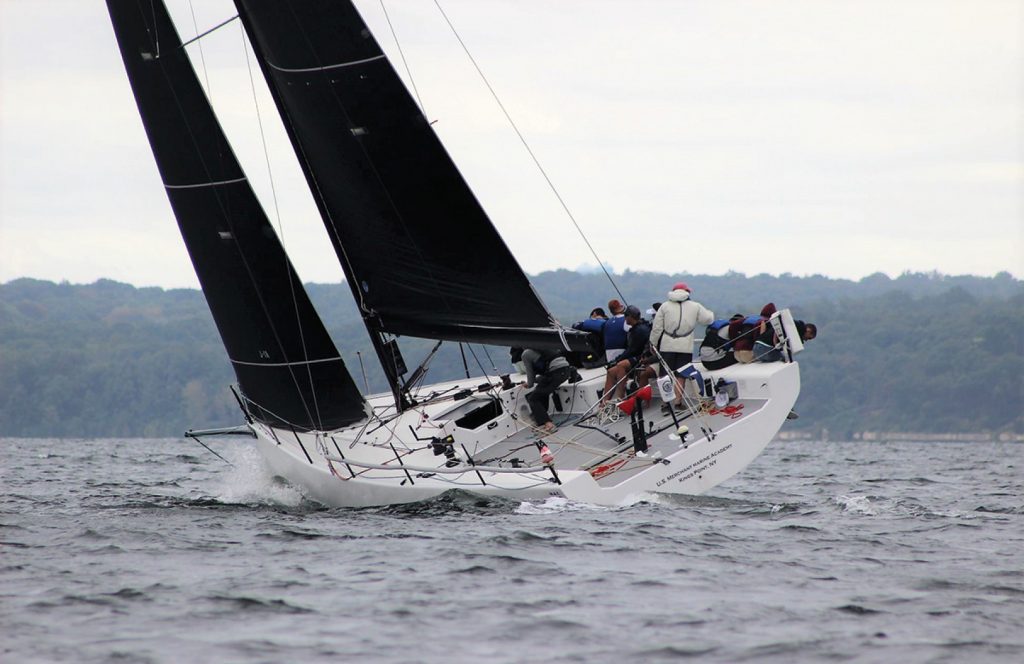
[
  {"left": 107, "top": 0, "right": 367, "bottom": 431},
  {"left": 232, "top": 1, "right": 591, "bottom": 352}
]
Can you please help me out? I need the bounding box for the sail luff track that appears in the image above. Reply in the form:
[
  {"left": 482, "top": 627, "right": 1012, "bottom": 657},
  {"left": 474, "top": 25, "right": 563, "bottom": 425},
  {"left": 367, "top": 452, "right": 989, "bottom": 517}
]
[{"left": 107, "top": 0, "right": 368, "bottom": 431}]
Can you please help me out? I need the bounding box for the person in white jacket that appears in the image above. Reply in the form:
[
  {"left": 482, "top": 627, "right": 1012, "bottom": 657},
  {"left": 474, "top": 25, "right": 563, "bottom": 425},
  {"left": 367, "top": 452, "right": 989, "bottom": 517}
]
[{"left": 649, "top": 283, "right": 714, "bottom": 406}]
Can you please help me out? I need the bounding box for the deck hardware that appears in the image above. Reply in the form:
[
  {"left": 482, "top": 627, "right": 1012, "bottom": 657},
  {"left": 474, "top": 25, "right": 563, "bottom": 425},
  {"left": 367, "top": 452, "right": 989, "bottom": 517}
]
[
  {"left": 292, "top": 427, "right": 313, "bottom": 464},
  {"left": 229, "top": 385, "right": 254, "bottom": 425},
  {"left": 389, "top": 442, "right": 415, "bottom": 485},
  {"left": 329, "top": 436, "right": 356, "bottom": 478},
  {"left": 461, "top": 444, "right": 487, "bottom": 486}
]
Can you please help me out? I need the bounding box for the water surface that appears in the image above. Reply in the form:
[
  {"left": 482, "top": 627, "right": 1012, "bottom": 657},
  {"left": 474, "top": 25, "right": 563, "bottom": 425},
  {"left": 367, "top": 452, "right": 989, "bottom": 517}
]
[{"left": 2, "top": 438, "right": 1022, "bottom": 662}]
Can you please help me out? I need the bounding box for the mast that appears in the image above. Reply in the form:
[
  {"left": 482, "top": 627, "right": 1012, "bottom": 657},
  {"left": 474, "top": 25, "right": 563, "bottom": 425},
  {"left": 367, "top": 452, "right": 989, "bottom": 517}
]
[{"left": 231, "top": 1, "right": 592, "bottom": 410}]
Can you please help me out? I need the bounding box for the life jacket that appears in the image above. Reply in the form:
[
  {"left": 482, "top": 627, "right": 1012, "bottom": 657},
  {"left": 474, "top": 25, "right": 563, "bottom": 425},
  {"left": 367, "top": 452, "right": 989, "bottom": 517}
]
[
  {"left": 662, "top": 301, "right": 698, "bottom": 339},
  {"left": 703, "top": 315, "right": 743, "bottom": 352},
  {"left": 728, "top": 315, "right": 765, "bottom": 352},
  {"left": 603, "top": 315, "right": 628, "bottom": 351}
]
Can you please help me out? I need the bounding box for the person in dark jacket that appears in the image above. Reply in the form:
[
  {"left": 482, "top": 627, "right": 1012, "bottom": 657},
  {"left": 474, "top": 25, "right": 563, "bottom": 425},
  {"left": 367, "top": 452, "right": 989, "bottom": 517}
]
[
  {"left": 600, "top": 305, "right": 652, "bottom": 405},
  {"left": 753, "top": 319, "right": 817, "bottom": 362},
  {"left": 699, "top": 314, "right": 745, "bottom": 370},
  {"left": 572, "top": 306, "right": 611, "bottom": 368},
  {"left": 730, "top": 302, "right": 777, "bottom": 363},
  {"left": 521, "top": 348, "right": 572, "bottom": 432}
]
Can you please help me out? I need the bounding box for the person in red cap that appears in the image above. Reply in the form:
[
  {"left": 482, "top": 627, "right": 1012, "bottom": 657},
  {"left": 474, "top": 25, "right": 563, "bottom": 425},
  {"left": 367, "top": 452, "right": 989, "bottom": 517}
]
[{"left": 650, "top": 282, "right": 713, "bottom": 407}]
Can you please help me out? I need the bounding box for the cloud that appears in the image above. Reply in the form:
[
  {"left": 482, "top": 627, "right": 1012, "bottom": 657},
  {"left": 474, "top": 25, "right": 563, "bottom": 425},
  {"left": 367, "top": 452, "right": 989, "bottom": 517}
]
[{"left": 1, "top": 0, "right": 1021, "bottom": 288}]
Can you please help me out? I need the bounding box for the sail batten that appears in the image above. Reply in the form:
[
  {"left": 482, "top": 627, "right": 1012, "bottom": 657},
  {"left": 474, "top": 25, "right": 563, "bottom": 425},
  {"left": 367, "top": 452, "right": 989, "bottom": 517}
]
[
  {"left": 265, "top": 53, "right": 387, "bottom": 73},
  {"left": 163, "top": 177, "right": 248, "bottom": 190},
  {"left": 107, "top": 0, "right": 368, "bottom": 431},
  {"left": 230, "top": 356, "right": 346, "bottom": 368},
  {"left": 233, "top": 1, "right": 590, "bottom": 352}
]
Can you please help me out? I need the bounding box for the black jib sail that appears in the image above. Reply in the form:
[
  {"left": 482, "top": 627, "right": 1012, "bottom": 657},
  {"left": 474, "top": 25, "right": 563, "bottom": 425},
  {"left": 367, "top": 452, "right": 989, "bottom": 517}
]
[
  {"left": 107, "top": 0, "right": 367, "bottom": 431},
  {"left": 233, "top": 1, "right": 591, "bottom": 352}
]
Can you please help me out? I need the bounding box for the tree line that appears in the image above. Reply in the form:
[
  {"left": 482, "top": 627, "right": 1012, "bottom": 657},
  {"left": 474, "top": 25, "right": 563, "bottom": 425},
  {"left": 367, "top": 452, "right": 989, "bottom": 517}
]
[{"left": 0, "top": 271, "right": 1020, "bottom": 438}]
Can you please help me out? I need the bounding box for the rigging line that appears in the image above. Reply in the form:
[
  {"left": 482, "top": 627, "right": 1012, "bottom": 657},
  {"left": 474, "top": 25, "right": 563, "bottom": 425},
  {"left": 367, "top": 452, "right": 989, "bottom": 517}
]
[
  {"left": 186, "top": 433, "right": 234, "bottom": 466},
  {"left": 239, "top": 7, "right": 371, "bottom": 321},
  {"left": 268, "top": 6, "right": 418, "bottom": 325},
  {"left": 186, "top": 0, "right": 212, "bottom": 97},
  {"left": 658, "top": 358, "right": 714, "bottom": 436},
  {"left": 239, "top": 7, "right": 553, "bottom": 410},
  {"left": 154, "top": 17, "right": 323, "bottom": 434},
  {"left": 378, "top": 0, "right": 427, "bottom": 116},
  {"left": 241, "top": 24, "right": 325, "bottom": 432},
  {"left": 480, "top": 344, "right": 499, "bottom": 376},
  {"left": 236, "top": 394, "right": 305, "bottom": 431},
  {"left": 273, "top": 6, "right": 503, "bottom": 404},
  {"left": 142, "top": 5, "right": 327, "bottom": 433},
  {"left": 432, "top": 0, "right": 625, "bottom": 305},
  {"left": 463, "top": 343, "right": 505, "bottom": 404},
  {"left": 178, "top": 13, "right": 239, "bottom": 49},
  {"left": 149, "top": 0, "right": 161, "bottom": 58}
]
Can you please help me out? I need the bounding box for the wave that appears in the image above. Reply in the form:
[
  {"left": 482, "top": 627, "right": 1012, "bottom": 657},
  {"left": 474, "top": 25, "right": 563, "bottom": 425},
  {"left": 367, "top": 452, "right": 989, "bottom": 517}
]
[{"left": 207, "top": 447, "right": 309, "bottom": 508}]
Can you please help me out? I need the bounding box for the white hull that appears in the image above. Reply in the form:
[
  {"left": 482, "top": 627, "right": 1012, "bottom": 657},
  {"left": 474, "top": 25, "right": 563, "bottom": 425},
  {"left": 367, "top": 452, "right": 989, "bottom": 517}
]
[{"left": 246, "top": 359, "right": 801, "bottom": 507}]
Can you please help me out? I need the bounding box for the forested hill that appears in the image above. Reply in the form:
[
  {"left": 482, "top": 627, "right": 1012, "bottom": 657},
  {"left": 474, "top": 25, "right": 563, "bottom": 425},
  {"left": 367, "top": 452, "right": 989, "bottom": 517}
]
[{"left": 1, "top": 271, "right": 1021, "bottom": 438}]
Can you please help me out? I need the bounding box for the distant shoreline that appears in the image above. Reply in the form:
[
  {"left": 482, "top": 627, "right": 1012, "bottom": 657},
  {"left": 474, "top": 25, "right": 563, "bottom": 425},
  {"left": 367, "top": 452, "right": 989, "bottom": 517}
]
[{"left": 3, "top": 274, "right": 1021, "bottom": 438}]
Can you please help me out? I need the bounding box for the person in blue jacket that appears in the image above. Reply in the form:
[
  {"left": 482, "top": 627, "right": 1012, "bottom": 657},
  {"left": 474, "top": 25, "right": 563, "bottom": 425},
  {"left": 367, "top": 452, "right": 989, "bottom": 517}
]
[
  {"left": 600, "top": 299, "right": 629, "bottom": 361},
  {"left": 600, "top": 306, "right": 652, "bottom": 405},
  {"left": 572, "top": 300, "right": 635, "bottom": 366}
]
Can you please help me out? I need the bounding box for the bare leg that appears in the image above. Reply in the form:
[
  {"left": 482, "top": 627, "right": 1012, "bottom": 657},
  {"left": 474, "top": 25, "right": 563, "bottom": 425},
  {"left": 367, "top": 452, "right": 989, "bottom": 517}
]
[
  {"left": 612, "top": 360, "right": 632, "bottom": 400},
  {"left": 637, "top": 364, "right": 655, "bottom": 384},
  {"left": 601, "top": 361, "right": 631, "bottom": 404}
]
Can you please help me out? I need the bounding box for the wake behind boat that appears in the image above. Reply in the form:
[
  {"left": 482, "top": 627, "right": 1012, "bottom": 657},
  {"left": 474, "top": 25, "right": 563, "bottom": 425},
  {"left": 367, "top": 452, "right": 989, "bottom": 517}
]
[{"left": 107, "top": 0, "right": 806, "bottom": 507}]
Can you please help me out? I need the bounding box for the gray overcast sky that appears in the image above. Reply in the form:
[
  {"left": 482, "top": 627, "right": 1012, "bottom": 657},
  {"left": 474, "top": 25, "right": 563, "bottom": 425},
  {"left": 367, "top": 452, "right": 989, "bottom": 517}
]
[{"left": 1, "top": 0, "right": 1021, "bottom": 289}]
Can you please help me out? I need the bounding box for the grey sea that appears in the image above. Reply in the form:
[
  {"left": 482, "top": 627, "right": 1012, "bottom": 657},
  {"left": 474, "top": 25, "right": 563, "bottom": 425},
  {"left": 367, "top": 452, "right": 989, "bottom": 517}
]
[{"left": 2, "top": 437, "right": 1022, "bottom": 663}]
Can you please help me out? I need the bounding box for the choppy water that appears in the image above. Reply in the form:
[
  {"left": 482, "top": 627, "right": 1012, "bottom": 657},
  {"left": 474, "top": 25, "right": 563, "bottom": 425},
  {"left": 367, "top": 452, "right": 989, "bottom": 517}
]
[{"left": 2, "top": 437, "right": 1022, "bottom": 663}]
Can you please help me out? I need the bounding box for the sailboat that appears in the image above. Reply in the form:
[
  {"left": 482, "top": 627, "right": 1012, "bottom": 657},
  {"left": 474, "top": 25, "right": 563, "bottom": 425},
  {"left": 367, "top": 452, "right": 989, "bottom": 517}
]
[{"left": 106, "top": 0, "right": 805, "bottom": 507}]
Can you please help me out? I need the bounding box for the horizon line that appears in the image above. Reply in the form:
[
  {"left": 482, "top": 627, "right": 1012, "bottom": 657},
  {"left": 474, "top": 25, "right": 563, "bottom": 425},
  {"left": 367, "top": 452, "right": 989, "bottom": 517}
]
[{"left": 2, "top": 268, "right": 1020, "bottom": 291}]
